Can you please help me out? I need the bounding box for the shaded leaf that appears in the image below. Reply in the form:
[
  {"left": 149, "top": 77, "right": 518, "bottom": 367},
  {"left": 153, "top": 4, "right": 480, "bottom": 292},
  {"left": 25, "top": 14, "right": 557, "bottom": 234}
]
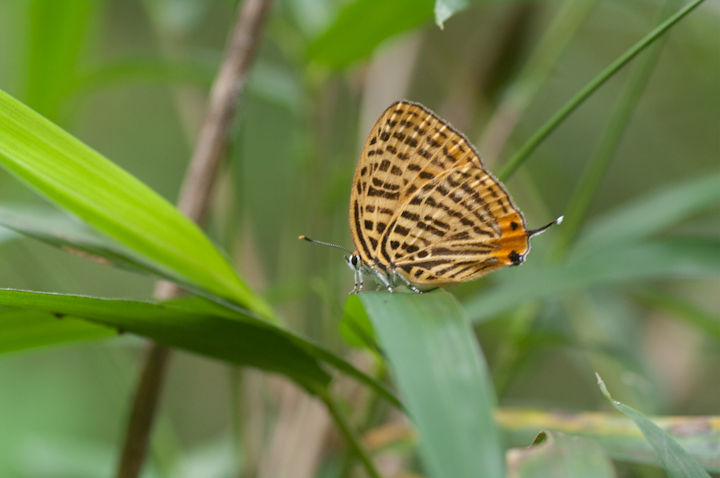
[
  {"left": 358, "top": 290, "right": 503, "bottom": 478},
  {"left": 0, "top": 289, "right": 401, "bottom": 407},
  {"left": 0, "top": 308, "right": 116, "bottom": 354},
  {"left": 0, "top": 288, "right": 329, "bottom": 390}
]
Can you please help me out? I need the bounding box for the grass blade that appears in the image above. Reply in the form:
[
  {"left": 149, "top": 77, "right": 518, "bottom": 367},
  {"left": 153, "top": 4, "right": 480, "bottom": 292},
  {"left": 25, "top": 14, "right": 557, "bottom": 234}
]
[
  {"left": 499, "top": 408, "right": 720, "bottom": 473},
  {"left": 358, "top": 290, "right": 503, "bottom": 478},
  {"left": 498, "top": 0, "right": 706, "bottom": 181},
  {"left": 597, "top": 374, "right": 712, "bottom": 478}
]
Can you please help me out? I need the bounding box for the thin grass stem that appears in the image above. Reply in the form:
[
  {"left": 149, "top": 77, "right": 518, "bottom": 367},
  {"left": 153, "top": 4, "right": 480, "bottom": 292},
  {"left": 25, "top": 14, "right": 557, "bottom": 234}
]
[
  {"left": 497, "top": 0, "right": 705, "bottom": 182},
  {"left": 552, "top": 0, "right": 678, "bottom": 258}
]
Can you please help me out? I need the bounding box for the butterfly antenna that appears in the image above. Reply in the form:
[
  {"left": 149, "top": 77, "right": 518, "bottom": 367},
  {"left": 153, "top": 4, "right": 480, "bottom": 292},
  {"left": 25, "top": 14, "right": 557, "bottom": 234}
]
[
  {"left": 527, "top": 216, "right": 564, "bottom": 238},
  {"left": 299, "top": 235, "right": 354, "bottom": 255}
]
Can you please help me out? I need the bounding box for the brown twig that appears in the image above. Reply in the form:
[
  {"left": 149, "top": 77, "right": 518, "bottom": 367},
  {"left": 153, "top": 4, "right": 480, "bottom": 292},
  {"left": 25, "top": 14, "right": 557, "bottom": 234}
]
[{"left": 115, "top": 1, "right": 273, "bottom": 477}]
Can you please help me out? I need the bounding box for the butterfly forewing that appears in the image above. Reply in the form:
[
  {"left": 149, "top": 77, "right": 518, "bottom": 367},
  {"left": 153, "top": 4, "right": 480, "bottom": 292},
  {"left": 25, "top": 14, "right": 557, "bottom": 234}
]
[
  {"left": 350, "top": 101, "right": 482, "bottom": 264},
  {"left": 350, "top": 100, "right": 535, "bottom": 289}
]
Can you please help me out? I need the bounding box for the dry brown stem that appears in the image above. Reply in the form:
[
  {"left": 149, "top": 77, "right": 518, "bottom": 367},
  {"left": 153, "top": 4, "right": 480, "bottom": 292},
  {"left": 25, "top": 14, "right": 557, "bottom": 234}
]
[{"left": 115, "top": 1, "right": 273, "bottom": 477}]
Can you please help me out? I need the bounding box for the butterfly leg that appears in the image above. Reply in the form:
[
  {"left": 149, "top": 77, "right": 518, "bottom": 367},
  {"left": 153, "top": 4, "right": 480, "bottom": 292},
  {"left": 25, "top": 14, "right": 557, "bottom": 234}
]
[
  {"left": 373, "top": 270, "right": 394, "bottom": 293},
  {"left": 350, "top": 269, "right": 364, "bottom": 294},
  {"left": 394, "top": 271, "right": 423, "bottom": 294}
]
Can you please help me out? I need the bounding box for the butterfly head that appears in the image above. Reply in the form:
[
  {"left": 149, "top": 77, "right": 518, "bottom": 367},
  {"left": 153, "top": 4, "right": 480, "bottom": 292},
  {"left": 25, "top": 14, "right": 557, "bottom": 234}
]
[{"left": 345, "top": 252, "right": 362, "bottom": 272}]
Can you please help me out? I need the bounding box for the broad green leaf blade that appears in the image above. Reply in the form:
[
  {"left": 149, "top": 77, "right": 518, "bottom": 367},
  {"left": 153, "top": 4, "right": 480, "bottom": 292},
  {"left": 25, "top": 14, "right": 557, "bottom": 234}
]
[
  {"left": 498, "top": 408, "right": 720, "bottom": 473},
  {"left": 0, "top": 289, "right": 399, "bottom": 406},
  {"left": 166, "top": 295, "right": 402, "bottom": 409},
  {"left": 507, "top": 431, "right": 616, "bottom": 478},
  {"left": 0, "top": 308, "right": 116, "bottom": 354},
  {"left": 0, "top": 205, "right": 255, "bottom": 310},
  {"left": 465, "top": 238, "right": 720, "bottom": 323},
  {"left": 597, "top": 374, "right": 712, "bottom": 478},
  {"left": 576, "top": 171, "right": 720, "bottom": 252},
  {"left": 0, "top": 90, "right": 273, "bottom": 319},
  {"left": 309, "top": 0, "right": 434, "bottom": 69},
  {"left": 0, "top": 288, "right": 329, "bottom": 391},
  {"left": 357, "top": 290, "right": 504, "bottom": 478}
]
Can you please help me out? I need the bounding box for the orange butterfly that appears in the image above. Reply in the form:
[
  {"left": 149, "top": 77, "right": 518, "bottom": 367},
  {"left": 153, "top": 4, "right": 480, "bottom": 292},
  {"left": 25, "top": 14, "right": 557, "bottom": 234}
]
[{"left": 302, "top": 100, "right": 561, "bottom": 293}]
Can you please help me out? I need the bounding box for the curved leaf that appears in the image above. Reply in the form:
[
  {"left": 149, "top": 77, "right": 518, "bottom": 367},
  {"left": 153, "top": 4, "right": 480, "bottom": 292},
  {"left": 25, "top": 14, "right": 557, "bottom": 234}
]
[
  {"left": 0, "top": 288, "right": 327, "bottom": 390},
  {"left": 597, "top": 374, "right": 712, "bottom": 478},
  {"left": 0, "top": 90, "right": 273, "bottom": 319}
]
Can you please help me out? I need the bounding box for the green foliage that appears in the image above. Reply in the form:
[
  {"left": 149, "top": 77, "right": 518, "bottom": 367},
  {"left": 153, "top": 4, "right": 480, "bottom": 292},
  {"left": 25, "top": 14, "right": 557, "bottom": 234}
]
[
  {"left": 0, "top": 0, "right": 716, "bottom": 477},
  {"left": 359, "top": 291, "right": 503, "bottom": 478}
]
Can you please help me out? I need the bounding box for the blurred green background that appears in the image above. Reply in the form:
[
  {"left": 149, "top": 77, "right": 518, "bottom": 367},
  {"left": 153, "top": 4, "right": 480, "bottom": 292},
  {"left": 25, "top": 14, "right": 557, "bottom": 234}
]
[{"left": 0, "top": 0, "right": 717, "bottom": 477}]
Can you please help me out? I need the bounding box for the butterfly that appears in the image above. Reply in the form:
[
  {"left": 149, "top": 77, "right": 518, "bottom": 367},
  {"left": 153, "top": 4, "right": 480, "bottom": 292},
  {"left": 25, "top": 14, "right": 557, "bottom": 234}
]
[{"left": 301, "top": 100, "right": 561, "bottom": 294}]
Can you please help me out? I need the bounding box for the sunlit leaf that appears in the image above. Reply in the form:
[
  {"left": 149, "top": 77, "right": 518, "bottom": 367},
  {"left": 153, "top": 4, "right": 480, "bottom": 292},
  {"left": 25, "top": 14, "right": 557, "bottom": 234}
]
[{"left": 0, "top": 90, "right": 273, "bottom": 319}]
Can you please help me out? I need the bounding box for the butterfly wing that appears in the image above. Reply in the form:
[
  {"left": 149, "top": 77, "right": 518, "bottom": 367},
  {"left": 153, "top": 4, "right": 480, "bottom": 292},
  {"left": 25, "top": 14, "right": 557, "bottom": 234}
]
[
  {"left": 349, "top": 101, "right": 483, "bottom": 265},
  {"left": 384, "top": 162, "right": 531, "bottom": 285}
]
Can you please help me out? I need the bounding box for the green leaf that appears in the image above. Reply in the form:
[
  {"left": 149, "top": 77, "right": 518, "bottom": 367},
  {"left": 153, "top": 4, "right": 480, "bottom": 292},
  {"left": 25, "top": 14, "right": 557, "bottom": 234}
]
[
  {"left": 339, "top": 294, "right": 378, "bottom": 351},
  {"left": 358, "top": 290, "right": 503, "bottom": 478},
  {"left": 507, "top": 430, "right": 615, "bottom": 478},
  {"left": 597, "top": 374, "right": 712, "bottom": 478},
  {"left": 0, "top": 308, "right": 116, "bottom": 354},
  {"left": 0, "top": 205, "right": 249, "bottom": 308},
  {"left": 0, "top": 289, "right": 401, "bottom": 406},
  {"left": 309, "top": 0, "right": 434, "bottom": 69},
  {"left": 499, "top": 408, "right": 720, "bottom": 473},
  {"left": 0, "top": 288, "right": 328, "bottom": 390},
  {"left": 0, "top": 89, "right": 273, "bottom": 320},
  {"left": 575, "top": 171, "right": 720, "bottom": 252},
  {"left": 465, "top": 238, "right": 720, "bottom": 324}
]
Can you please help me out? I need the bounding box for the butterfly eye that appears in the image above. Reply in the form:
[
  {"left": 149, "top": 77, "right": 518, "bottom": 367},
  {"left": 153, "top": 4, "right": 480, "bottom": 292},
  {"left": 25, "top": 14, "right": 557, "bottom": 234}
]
[{"left": 344, "top": 254, "right": 361, "bottom": 271}]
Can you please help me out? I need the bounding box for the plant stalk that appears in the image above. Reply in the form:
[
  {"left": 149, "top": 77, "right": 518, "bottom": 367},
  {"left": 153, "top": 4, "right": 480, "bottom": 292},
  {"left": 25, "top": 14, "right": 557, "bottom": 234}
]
[
  {"left": 322, "top": 390, "right": 384, "bottom": 478},
  {"left": 115, "top": 1, "right": 273, "bottom": 477}
]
